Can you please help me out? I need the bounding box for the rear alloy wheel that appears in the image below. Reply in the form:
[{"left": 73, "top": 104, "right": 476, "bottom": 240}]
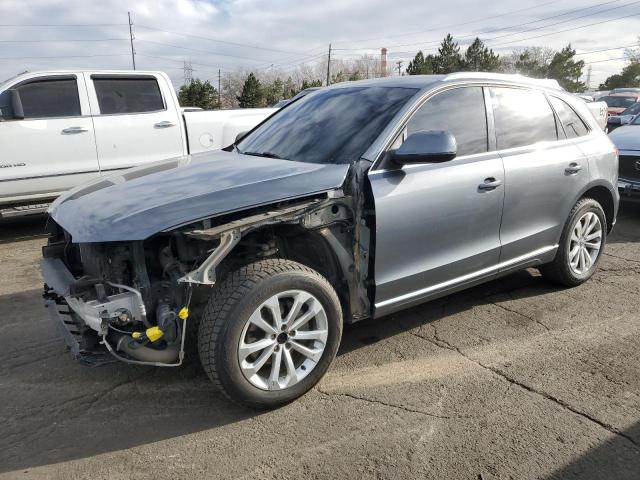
[
  {"left": 198, "top": 259, "right": 342, "bottom": 409},
  {"left": 567, "top": 211, "right": 603, "bottom": 276},
  {"left": 541, "top": 197, "right": 607, "bottom": 287}
]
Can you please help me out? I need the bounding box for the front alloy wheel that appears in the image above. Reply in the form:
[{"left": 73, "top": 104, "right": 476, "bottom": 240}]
[
  {"left": 239, "top": 290, "right": 329, "bottom": 391},
  {"left": 198, "top": 259, "right": 342, "bottom": 409}
]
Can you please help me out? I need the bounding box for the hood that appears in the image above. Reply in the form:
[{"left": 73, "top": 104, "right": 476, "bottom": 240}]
[
  {"left": 50, "top": 150, "right": 350, "bottom": 242},
  {"left": 608, "top": 125, "right": 640, "bottom": 151},
  {"left": 608, "top": 107, "right": 627, "bottom": 115}
]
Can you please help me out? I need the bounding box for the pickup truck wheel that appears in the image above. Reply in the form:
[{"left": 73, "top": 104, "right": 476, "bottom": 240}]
[
  {"left": 540, "top": 197, "right": 606, "bottom": 287},
  {"left": 198, "top": 259, "right": 342, "bottom": 409}
]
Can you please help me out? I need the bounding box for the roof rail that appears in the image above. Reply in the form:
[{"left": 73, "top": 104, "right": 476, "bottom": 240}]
[{"left": 443, "top": 72, "right": 563, "bottom": 90}]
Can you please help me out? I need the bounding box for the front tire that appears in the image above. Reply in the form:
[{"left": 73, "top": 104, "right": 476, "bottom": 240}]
[
  {"left": 541, "top": 197, "right": 606, "bottom": 287},
  {"left": 198, "top": 259, "right": 342, "bottom": 409}
]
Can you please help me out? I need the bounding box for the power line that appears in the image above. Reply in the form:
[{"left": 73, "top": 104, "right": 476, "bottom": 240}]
[
  {"left": 0, "top": 23, "right": 127, "bottom": 27},
  {"left": 136, "top": 39, "right": 279, "bottom": 63},
  {"left": 335, "top": 0, "right": 632, "bottom": 51},
  {"left": 334, "top": 0, "right": 558, "bottom": 46},
  {"left": 136, "top": 24, "right": 308, "bottom": 56},
  {"left": 488, "top": 11, "right": 640, "bottom": 48},
  {"left": 0, "top": 53, "right": 130, "bottom": 61},
  {"left": 0, "top": 38, "right": 129, "bottom": 43}
]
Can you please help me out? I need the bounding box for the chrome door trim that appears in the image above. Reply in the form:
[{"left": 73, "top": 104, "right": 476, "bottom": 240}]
[{"left": 374, "top": 244, "right": 558, "bottom": 309}]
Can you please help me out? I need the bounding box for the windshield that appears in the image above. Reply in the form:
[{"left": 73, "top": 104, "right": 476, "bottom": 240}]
[
  {"left": 237, "top": 86, "right": 419, "bottom": 164},
  {"left": 622, "top": 103, "right": 640, "bottom": 116},
  {"left": 602, "top": 96, "right": 637, "bottom": 108}
]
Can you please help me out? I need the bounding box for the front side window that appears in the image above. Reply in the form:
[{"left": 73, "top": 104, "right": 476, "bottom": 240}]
[
  {"left": 491, "top": 87, "right": 558, "bottom": 150},
  {"left": 16, "top": 78, "right": 81, "bottom": 118},
  {"left": 237, "top": 86, "right": 419, "bottom": 165},
  {"left": 407, "top": 86, "right": 488, "bottom": 157},
  {"left": 550, "top": 96, "right": 589, "bottom": 139},
  {"left": 93, "top": 77, "right": 165, "bottom": 114}
]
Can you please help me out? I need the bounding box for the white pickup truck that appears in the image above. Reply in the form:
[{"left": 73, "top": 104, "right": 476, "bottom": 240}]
[{"left": 0, "top": 70, "right": 275, "bottom": 218}]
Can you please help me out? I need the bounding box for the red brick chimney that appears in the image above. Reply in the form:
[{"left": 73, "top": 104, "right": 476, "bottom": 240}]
[{"left": 380, "top": 47, "right": 388, "bottom": 77}]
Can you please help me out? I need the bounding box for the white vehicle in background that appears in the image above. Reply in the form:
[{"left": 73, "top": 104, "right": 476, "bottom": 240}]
[{"left": 0, "top": 70, "right": 276, "bottom": 218}]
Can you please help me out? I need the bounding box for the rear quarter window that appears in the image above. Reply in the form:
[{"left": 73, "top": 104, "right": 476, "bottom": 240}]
[
  {"left": 490, "top": 87, "right": 558, "bottom": 150},
  {"left": 549, "top": 96, "right": 589, "bottom": 139},
  {"left": 93, "top": 77, "right": 165, "bottom": 115}
]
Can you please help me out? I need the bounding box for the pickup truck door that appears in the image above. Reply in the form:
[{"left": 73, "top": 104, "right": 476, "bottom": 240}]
[
  {"left": 85, "top": 74, "right": 185, "bottom": 173},
  {"left": 0, "top": 74, "right": 99, "bottom": 206},
  {"left": 369, "top": 86, "right": 505, "bottom": 317}
]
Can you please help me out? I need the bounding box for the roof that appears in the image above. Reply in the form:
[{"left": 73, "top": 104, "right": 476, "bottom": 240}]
[{"left": 327, "top": 72, "right": 563, "bottom": 92}]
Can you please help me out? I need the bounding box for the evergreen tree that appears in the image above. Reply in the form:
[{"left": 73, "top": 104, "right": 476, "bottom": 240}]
[
  {"left": 237, "top": 73, "right": 263, "bottom": 108},
  {"left": 463, "top": 38, "right": 502, "bottom": 72},
  {"left": 406, "top": 51, "right": 435, "bottom": 75},
  {"left": 263, "top": 78, "right": 284, "bottom": 106},
  {"left": 177, "top": 79, "right": 219, "bottom": 109},
  {"left": 599, "top": 61, "right": 640, "bottom": 89},
  {"left": 434, "top": 34, "right": 462, "bottom": 74},
  {"left": 547, "top": 45, "right": 585, "bottom": 92}
]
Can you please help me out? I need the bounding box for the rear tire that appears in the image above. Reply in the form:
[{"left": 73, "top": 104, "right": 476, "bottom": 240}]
[
  {"left": 198, "top": 259, "right": 342, "bottom": 409},
  {"left": 540, "top": 197, "right": 606, "bottom": 287}
]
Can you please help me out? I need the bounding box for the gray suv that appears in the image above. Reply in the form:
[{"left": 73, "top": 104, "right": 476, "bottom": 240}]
[{"left": 42, "top": 73, "right": 619, "bottom": 408}]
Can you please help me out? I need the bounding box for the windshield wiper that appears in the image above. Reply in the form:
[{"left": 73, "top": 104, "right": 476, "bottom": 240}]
[{"left": 242, "top": 151, "right": 284, "bottom": 159}]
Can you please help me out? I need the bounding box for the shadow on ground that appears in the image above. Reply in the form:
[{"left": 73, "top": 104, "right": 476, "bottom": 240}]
[{"left": 546, "top": 422, "right": 640, "bottom": 480}]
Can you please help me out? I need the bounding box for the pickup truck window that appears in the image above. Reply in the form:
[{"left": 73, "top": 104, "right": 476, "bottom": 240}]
[
  {"left": 491, "top": 87, "right": 558, "bottom": 150},
  {"left": 407, "top": 87, "right": 488, "bottom": 156},
  {"left": 93, "top": 77, "right": 165, "bottom": 115},
  {"left": 237, "top": 86, "right": 419, "bottom": 165},
  {"left": 16, "top": 78, "right": 81, "bottom": 119},
  {"left": 549, "top": 96, "right": 589, "bottom": 139}
]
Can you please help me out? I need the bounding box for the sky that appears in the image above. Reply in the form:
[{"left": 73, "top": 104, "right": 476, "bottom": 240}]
[{"left": 0, "top": 0, "right": 638, "bottom": 90}]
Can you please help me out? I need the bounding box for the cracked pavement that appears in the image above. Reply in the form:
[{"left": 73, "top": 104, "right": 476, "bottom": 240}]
[{"left": 1, "top": 203, "right": 639, "bottom": 479}]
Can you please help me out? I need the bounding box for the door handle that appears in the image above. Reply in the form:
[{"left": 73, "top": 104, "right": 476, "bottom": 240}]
[
  {"left": 154, "top": 121, "right": 175, "bottom": 129},
  {"left": 478, "top": 177, "right": 502, "bottom": 191},
  {"left": 61, "top": 126, "right": 89, "bottom": 134},
  {"left": 565, "top": 162, "right": 583, "bottom": 174}
]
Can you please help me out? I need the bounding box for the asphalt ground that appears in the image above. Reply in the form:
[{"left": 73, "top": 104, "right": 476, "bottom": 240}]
[{"left": 1, "top": 203, "right": 639, "bottom": 479}]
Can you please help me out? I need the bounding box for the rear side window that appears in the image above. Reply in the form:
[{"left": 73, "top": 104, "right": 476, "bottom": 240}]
[
  {"left": 93, "top": 77, "right": 164, "bottom": 114},
  {"left": 549, "top": 96, "right": 589, "bottom": 138},
  {"left": 16, "top": 78, "right": 81, "bottom": 118},
  {"left": 407, "top": 86, "right": 488, "bottom": 156},
  {"left": 491, "top": 87, "right": 557, "bottom": 150}
]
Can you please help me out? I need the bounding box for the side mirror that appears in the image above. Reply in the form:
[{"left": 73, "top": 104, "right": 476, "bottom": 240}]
[
  {"left": 235, "top": 130, "right": 249, "bottom": 144},
  {"left": 390, "top": 130, "right": 457, "bottom": 165},
  {"left": 9, "top": 89, "right": 24, "bottom": 120}
]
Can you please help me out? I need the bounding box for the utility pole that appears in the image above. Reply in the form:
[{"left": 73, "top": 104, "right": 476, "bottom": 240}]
[
  {"left": 127, "top": 11, "right": 136, "bottom": 70},
  {"left": 326, "top": 43, "right": 332, "bottom": 86},
  {"left": 396, "top": 60, "right": 403, "bottom": 76},
  {"left": 218, "top": 69, "right": 222, "bottom": 109},
  {"left": 585, "top": 65, "right": 593, "bottom": 90}
]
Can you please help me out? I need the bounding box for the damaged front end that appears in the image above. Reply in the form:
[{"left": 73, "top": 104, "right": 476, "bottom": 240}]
[
  {"left": 42, "top": 233, "right": 193, "bottom": 366},
  {"left": 42, "top": 195, "right": 366, "bottom": 367}
]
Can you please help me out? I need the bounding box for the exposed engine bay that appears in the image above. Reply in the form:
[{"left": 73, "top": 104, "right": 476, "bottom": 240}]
[{"left": 42, "top": 192, "right": 370, "bottom": 367}]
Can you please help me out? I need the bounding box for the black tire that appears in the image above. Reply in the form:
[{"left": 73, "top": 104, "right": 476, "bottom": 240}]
[
  {"left": 540, "top": 197, "right": 607, "bottom": 287},
  {"left": 198, "top": 259, "right": 342, "bottom": 409}
]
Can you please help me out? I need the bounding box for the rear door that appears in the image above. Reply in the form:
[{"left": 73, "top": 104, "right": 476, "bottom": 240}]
[
  {"left": 492, "top": 87, "right": 590, "bottom": 264},
  {"left": 0, "top": 74, "right": 99, "bottom": 204},
  {"left": 86, "top": 74, "right": 185, "bottom": 173},
  {"left": 369, "top": 86, "right": 505, "bottom": 315}
]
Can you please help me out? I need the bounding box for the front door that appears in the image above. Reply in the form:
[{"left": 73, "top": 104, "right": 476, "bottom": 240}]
[
  {"left": 0, "top": 74, "right": 99, "bottom": 204},
  {"left": 369, "top": 86, "right": 505, "bottom": 316}
]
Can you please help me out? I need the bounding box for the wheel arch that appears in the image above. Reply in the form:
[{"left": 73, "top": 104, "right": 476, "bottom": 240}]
[{"left": 576, "top": 181, "right": 617, "bottom": 233}]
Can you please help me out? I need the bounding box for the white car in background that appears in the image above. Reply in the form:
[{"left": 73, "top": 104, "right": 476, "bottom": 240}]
[{"left": 0, "top": 70, "right": 276, "bottom": 218}]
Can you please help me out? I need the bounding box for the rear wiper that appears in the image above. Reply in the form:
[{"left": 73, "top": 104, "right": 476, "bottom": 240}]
[{"left": 242, "top": 151, "right": 284, "bottom": 159}]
